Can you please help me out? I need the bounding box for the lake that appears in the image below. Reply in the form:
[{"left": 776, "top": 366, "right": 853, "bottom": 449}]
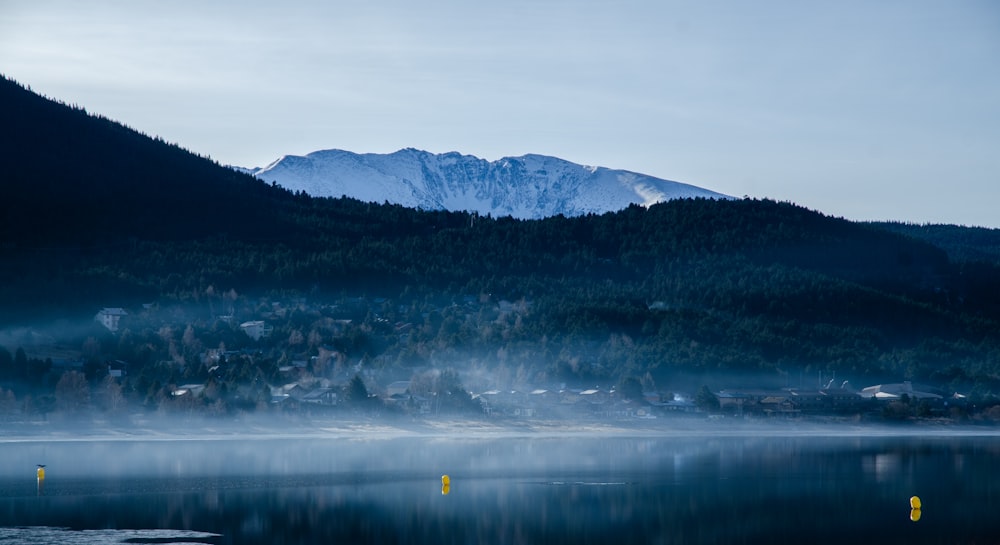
[{"left": 0, "top": 428, "right": 998, "bottom": 544}]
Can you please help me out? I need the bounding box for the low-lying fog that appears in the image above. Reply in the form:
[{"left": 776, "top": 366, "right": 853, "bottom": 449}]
[
  {"left": 4, "top": 423, "right": 999, "bottom": 482},
  {"left": 5, "top": 428, "right": 1000, "bottom": 545}
]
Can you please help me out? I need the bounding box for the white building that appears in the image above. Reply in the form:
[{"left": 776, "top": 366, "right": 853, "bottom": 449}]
[
  {"left": 94, "top": 308, "right": 128, "bottom": 332},
  {"left": 860, "top": 381, "right": 942, "bottom": 401},
  {"left": 240, "top": 320, "right": 273, "bottom": 340}
]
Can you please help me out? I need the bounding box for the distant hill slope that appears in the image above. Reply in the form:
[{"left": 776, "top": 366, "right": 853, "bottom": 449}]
[
  {"left": 873, "top": 222, "right": 1000, "bottom": 265},
  {"left": 243, "top": 148, "right": 730, "bottom": 219},
  {"left": 0, "top": 75, "right": 293, "bottom": 246}
]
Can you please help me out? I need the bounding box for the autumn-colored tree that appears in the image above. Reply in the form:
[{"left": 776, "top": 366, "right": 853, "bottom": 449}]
[
  {"left": 55, "top": 371, "right": 90, "bottom": 413},
  {"left": 0, "top": 388, "right": 16, "bottom": 420},
  {"left": 102, "top": 375, "right": 125, "bottom": 413}
]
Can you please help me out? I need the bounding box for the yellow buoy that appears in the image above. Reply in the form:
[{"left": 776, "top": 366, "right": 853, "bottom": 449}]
[
  {"left": 909, "top": 496, "right": 921, "bottom": 509},
  {"left": 441, "top": 475, "right": 451, "bottom": 495},
  {"left": 910, "top": 508, "right": 922, "bottom": 522},
  {"left": 36, "top": 465, "right": 45, "bottom": 480}
]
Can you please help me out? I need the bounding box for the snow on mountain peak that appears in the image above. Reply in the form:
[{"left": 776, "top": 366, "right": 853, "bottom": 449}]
[{"left": 243, "top": 149, "right": 730, "bottom": 219}]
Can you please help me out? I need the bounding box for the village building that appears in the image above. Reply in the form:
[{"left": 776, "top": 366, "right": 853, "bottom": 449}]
[
  {"left": 94, "top": 307, "right": 127, "bottom": 332},
  {"left": 171, "top": 384, "right": 205, "bottom": 398},
  {"left": 301, "top": 387, "right": 337, "bottom": 406},
  {"left": 239, "top": 320, "right": 273, "bottom": 341},
  {"left": 860, "top": 381, "right": 943, "bottom": 401}
]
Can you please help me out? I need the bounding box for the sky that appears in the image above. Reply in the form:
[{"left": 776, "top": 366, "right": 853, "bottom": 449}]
[{"left": 1, "top": 0, "right": 998, "bottom": 227}]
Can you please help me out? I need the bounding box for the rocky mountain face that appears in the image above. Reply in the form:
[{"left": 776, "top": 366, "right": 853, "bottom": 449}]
[{"left": 244, "top": 148, "right": 729, "bottom": 219}]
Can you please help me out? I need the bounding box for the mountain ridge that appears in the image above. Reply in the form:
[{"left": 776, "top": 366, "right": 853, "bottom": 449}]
[{"left": 244, "top": 148, "right": 730, "bottom": 219}]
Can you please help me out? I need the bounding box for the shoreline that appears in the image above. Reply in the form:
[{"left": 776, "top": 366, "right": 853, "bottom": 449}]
[{"left": 2, "top": 413, "right": 999, "bottom": 442}]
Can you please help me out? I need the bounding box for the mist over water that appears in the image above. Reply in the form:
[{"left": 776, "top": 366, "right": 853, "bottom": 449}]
[
  {"left": 1, "top": 430, "right": 999, "bottom": 544},
  {"left": 1, "top": 308, "right": 998, "bottom": 544}
]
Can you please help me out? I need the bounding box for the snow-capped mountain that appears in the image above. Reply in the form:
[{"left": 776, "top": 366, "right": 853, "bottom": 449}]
[{"left": 243, "top": 148, "right": 729, "bottom": 219}]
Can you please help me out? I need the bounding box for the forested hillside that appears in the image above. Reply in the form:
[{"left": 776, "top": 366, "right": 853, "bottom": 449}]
[
  {"left": 2, "top": 74, "right": 1000, "bottom": 399},
  {"left": 874, "top": 222, "right": 1000, "bottom": 266}
]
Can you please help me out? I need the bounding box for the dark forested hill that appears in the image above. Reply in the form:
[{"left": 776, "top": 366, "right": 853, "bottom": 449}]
[
  {"left": 873, "top": 222, "right": 1000, "bottom": 266},
  {"left": 0, "top": 76, "right": 300, "bottom": 245},
  {"left": 2, "top": 75, "right": 999, "bottom": 392}
]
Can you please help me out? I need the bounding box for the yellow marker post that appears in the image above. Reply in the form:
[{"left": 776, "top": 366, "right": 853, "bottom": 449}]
[{"left": 36, "top": 465, "right": 45, "bottom": 496}]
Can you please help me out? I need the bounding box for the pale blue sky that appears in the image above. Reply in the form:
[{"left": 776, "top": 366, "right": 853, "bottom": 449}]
[{"left": 2, "top": 0, "right": 998, "bottom": 227}]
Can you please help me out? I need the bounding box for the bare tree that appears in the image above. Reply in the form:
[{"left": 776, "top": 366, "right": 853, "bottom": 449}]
[
  {"left": 0, "top": 388, "right": 16, "bottom": 421},
  {"left": 55, "top": 370, "right": 90, "bottom": 413},
  {"left": 102, "top": 375, "right": 124, "bottom": 413}
]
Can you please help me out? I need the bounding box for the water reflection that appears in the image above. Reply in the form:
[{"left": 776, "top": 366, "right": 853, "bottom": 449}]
[{"left": 0, "top": 435, "right": 997, "bottom": 544}]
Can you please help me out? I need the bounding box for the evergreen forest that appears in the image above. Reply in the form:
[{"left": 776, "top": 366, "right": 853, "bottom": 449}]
[{"left": 2, "top": 74, "right": 1000, "bottom": 420}]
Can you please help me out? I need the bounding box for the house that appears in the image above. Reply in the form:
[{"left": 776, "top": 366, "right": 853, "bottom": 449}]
[
  {"left": 95, "top": 308, "right": 128, "bottom": 332},
  {"left": 270, "top": 394, "right": 300, "bottom": 409},
  {"left": 240, "top": 320, "right": 273, "bottom": 341},
  {"left": 643, "top": 392, "right": 664, "bottom": 404},
  {"left": 386, "top": 381, "right": 411, "bottom": 397},
  {"left": 659, "top": 394, "right": 697, "bottom": 413},
  {"left": 820, "top": 384, "right": 868, "bottom": 412},
  {"left": 278, "top": 361, "right": 308, "bottom": 379},
  {"left": 511, "top": 405, "right": 536, "bottom": 418},
  {"left": 579, "top": 388, "right": 608, "bottom": 403},
  {"left": 473, "top": 389, "right": 544, "bottom": 418},
  {"left": 301, "top": 388, "right": 337, "bottom": 406},
  {"left": 107, "top": 360, "right": 128, "bottom": 378},
  {"left": 860, "top": 381, "right": 943, "bottom": 401},
  {"left": 530, "top": 389, "right": 558, "bottom": 404},
  {"left": 715, "top": 390, "right": 745, "bottom": 413},
  {"left": 787, "top": 390, "right": 826, "bottom": 412},
  {"left": 273, "top": 383, "right": 307, "bottom": 400},
  {"left": 760, "top": 395, "right": 798, "bottom": 416},
  {"left": 474, "top": 390, "right": 502, "bottom": 416},
  {"left": 171, "top": 384, "right": 205, "bottom": 397},
  {"left": 716, "top": 388, "right": 790, "bottom": 415}
]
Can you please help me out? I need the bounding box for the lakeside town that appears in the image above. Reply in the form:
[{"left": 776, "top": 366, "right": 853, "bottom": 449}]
[{"left": 1, "top": 293, "right": 995, "bottom": 428}]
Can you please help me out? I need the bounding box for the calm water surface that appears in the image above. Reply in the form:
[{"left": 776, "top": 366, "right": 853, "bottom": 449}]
[{"left": 0, "top": 432, "right": 998, "bottom": 544}]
